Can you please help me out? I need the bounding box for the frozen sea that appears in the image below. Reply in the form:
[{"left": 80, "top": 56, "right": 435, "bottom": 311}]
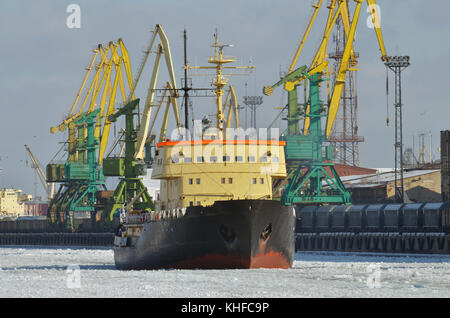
[{"left": 0, "top": 247, "right": 449, "bottom": 298}]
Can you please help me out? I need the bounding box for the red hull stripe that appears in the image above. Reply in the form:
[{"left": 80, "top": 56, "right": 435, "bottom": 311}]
[{"left": 165, "top": 251, "right": 292, "bottom": 270}]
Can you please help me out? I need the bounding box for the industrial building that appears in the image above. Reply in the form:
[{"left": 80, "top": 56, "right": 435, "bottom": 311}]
[
  {"left": 341, "top": 169, "right": 441, "bottom": 204},
  {"left": 23, "top": 201, "right": 49, "bottom": 217}
]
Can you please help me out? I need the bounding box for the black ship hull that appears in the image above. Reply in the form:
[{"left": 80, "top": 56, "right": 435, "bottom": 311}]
[{"left": 114, "top": 200, "right": 295, "bottom": 270}]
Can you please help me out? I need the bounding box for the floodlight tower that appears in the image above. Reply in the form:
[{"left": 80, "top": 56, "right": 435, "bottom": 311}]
[
  {"left": 243, "top": 96, "right": 263, "bottom": 128},
  {"left": 385, "top": 55, "right": 410, "bottom": 203}
]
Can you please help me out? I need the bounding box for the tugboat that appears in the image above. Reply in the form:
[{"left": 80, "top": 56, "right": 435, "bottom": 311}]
[{"left": 113, "top": 31, "right": 295, "bottom": 270}]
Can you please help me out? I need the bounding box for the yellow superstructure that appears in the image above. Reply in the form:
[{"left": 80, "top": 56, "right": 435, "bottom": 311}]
[
  {"left": 152, "top": 140, "right": 286, "bottom": 211},
  {"left": 147, "top": 30, "right": 286, "bottom": 213}
]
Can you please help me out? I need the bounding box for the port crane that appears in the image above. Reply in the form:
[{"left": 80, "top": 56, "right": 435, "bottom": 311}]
[
  {"left": 265, "top": 0, "right": 387, "bottom": 205},
  {"left": 102, "top": 24, "right": 181, "bottom": 222},
  {"left": 24, "top": 145, "right": 55, "bottom": 200},
  {"left": 50, "top": 39, "right": 134, "bottom": 164},
  {"left": 47, "top": 39, "right": 135, "bottom": 230},
  {"left": 133, "top": 24, "right": 180, "bottom": 161}
]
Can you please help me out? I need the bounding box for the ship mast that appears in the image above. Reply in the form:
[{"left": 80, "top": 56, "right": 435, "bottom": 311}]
[
  {"left": 210, "top": 31, "right": 234, "bottom": 138},
  {"left": 188, "top": 29, "right": 255, "bottom": 139},
  {"left": 183, "top": 29, "right": 190, "bottom": 130}
]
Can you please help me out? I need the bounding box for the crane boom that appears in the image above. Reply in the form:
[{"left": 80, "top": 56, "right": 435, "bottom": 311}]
[
  {"left": 98, "top": 55, "right": 124, "bottom": 164},
  {"left": 50, "top": 46, "right": 103, "bottom": 134},
  {"left": 326, "top": 0, "right": 363, "bottom": 138},
  {"left": 159, "top": 82, "right": 181, "bottom": 143},
  {"left": 25, "top": 145, "right": 54, "bottom": 199},
  {"left": 281, "top": 0, "right": 388, "bottom": 138},
  {"left": 66, "top": 49, "right": 99, "bottom": 122},
  {"left": 134, "top": 24, "right": 180, "bottom": 161},
  {"left": 98, "top": 39, "right": 136, "bottom": 164},
  {"left": 366, "top": 0, "right": 387, "bottom": 61},
  {"left": 311, "top": 0, "right": 341, "bottom": 69},
  {"left": 325, "top": 0, "right": 387, "bottom": 138},
  {"left": 118, "top": 39, "right": 135, "bottom": 99},
  {"left": 50, "top": 39, "right": 135, "bottom": 165},
  {"left": 288, "top": 0, "right": 324, "bottom": 74},
  {"left": 224, "top": 85, "right": 239, "bottom": 129}
]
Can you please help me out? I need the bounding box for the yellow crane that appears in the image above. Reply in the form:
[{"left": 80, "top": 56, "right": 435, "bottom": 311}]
[
  {"left": 133, "top": 24, "right": 180, "bottom": 161},
  {"left": 46, "top": 39, "right": 135, "bottom": 230},
  {"left": 102, "top": 24, "right": 182, "bottom": 222},
  {"left": 264, "top": 0, "right": 388, "bottom": 205},
  {"left": 265, "top": 0, "right": 387, "bottom": 138},
  {"left": 50, "top": 39, "right": 135, "bottom": 165}
]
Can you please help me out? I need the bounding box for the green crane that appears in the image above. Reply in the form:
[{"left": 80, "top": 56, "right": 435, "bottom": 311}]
[
  {"left": 102, "top": 99, "right": 154, "bottom": 225},
  {"left": 264, "top": 0, "right": 373, "bottom": 206},
  {"left": 278, "top": 68, "right": 351, "bottom": 205},
  {"left": 47, "top": 108, "right": 107, "bottom": 231},
  {"left": 266, "top": 65, "right": 351, "bottom": 206}
]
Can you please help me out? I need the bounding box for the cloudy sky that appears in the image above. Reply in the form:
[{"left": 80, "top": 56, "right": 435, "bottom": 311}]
[{"left": 0, "top": 0, "right": 448, "bottom": 197}]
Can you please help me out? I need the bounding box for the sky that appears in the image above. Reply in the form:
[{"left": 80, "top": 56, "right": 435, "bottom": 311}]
[{"left": 0, "top": 0, "right": 449, "bottom": 198}]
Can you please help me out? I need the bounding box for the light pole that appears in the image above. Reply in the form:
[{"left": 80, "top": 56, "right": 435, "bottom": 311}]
[
  {"left": 243, "top": 96, "right": 263, "bottom": 128},
  {"left": 385, "top": 55, "right": 410, "bottom": 203}
]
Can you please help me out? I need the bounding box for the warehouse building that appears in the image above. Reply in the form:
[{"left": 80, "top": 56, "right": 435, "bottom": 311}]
[{"left": 341, "top": 169, "right": 441, "bottom": 204}]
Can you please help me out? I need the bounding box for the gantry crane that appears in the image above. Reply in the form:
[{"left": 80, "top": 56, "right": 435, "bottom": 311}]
[
  {"left": 49, "top": 109, "right": 106, "bottom": 230},
  {"left": 102, "top": 24, "right": 181, "bottom": 223},
  {"left": 265, "top": 0, "right": 387, "bottom": 205},
  {"left": 47, "top": 39, "right": 135, "bottom": 231},
  {"left": 50, "top": 39, "right": 134, "bottom": 164}
]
